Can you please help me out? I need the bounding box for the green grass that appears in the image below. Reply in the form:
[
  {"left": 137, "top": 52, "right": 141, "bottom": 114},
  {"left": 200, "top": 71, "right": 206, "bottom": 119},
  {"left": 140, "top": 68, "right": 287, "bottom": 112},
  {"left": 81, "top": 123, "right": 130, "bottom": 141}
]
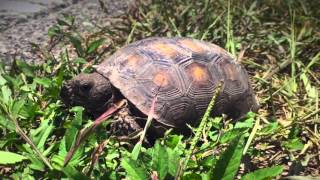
[{"left": 0, "top": 0, "right": 319, "bottom": 179}]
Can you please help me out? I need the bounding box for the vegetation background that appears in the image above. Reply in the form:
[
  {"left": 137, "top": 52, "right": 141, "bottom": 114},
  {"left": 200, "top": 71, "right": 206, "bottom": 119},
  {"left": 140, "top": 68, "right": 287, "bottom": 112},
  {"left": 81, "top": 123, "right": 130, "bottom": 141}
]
[{"left": 0, "top": 0, "right": 319, "bottom": 179}]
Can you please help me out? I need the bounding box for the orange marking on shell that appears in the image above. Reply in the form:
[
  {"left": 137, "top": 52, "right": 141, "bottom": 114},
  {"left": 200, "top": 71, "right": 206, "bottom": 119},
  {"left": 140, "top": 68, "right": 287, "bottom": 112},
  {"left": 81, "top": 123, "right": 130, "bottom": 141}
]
[
  {"left": 126, "top": 54, "right": 141, "bottom": 66},
  {"left": 179, "top": 39, "right": 205, "bottom": 53},
  {"left": 153, "top": 72, "right": 169, "bottom": 87},
  {"left": 151, "top": 43, "right": 178, "bottom": 57},
  {"left": 191, "top": 65, "right": 208, "bottom": 82}
]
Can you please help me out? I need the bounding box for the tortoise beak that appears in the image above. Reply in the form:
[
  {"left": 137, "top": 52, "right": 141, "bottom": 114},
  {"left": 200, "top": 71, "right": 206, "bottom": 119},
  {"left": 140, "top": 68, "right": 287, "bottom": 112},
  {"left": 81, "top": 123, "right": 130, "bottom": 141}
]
[{"left": 60, "top": 82, "right": 73, "bottom": 107}]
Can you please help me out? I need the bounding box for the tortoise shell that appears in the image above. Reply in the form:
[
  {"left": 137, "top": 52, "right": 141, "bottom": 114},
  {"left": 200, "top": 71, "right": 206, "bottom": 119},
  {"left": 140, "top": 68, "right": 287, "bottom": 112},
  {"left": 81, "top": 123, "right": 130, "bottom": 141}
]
[{"left": 96, "top": 37, "right": 258, "bottom": 128}]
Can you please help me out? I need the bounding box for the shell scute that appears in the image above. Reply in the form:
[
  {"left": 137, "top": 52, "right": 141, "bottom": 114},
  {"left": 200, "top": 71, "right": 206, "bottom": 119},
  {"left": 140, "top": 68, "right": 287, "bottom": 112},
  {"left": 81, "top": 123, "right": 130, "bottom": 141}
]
[{"left": 96, "top": 37, "right": 258, "bottom": 129}]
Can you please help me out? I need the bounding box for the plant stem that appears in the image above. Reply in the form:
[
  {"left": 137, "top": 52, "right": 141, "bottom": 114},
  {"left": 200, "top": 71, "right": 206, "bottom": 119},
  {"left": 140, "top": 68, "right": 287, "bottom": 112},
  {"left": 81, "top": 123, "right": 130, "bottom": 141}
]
[
  {"left": 243, "top": 116, "right": 259, "bottom": 155},
  {"left": 9, "top": 114, "right": 53, "bottom": 170},
  {"left": 175, "top": 81, "right": 223, "bottom": 180}
]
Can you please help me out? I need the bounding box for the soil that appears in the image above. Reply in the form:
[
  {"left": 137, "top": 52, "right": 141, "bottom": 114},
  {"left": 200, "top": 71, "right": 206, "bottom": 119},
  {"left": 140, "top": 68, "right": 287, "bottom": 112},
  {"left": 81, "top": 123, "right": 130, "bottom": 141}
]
[{"left": 0, "top": 0, "right": 129, "bottom": 64}]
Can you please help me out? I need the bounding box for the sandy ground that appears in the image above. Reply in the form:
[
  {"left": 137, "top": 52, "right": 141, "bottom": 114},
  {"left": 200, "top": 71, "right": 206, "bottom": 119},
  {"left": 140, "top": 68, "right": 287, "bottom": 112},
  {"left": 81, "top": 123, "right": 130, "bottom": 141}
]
[{"left": 0, "top": 0, "right": 128, "bottom": 64}]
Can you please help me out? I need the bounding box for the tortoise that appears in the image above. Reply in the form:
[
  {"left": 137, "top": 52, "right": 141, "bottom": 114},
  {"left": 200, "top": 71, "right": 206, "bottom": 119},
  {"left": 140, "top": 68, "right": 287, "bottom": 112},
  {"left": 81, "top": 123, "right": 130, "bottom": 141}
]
[{"left": 60, "top": 37, "right": 258, "bottom": 136}]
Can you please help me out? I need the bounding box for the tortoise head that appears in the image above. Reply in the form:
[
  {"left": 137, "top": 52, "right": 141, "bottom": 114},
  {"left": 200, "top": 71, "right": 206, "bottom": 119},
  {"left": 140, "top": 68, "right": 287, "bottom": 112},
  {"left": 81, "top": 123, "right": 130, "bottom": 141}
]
[{"left": 60, "top": 72, "right": 113, "bottom": 116}]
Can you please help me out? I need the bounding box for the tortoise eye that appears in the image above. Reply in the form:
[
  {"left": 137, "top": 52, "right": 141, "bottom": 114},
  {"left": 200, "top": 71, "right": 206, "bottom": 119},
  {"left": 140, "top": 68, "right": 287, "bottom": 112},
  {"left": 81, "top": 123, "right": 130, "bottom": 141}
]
[{"left": 80, "top": 83, "right": 92, "bottom": 93}]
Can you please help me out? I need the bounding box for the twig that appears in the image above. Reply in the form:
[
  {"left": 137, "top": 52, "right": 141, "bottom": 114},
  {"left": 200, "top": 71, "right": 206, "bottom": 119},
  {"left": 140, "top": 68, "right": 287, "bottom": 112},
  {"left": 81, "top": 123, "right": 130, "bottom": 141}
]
[
  {"left": 268, "top": 79, "right": 276, "bottom": 118},
  {"left": 87, "top": 139, "right": 109, "bottom": 176},
  {"left": 301, "top": 109, "right": 320, "bottom": 121},
  {"left": 64, "top": 100, "right": 126, "bottom": 166},
  {"left": 175, "top": 81, "right": 223, "bottom": 180},
  {"left": 299, "top": 140, "right": 313, "bottom": 155},
  {"left": 237, "top": 45, "right": 247, "bottom": 63}
]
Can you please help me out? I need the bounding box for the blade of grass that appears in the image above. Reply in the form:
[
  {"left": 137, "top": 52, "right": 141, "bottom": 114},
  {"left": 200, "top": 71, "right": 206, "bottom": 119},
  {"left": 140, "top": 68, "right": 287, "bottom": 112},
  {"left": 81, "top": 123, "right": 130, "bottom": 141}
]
[
  {"left": 226, "top": 0, "right": 236, "bottom": 56},
  {"left": 169, "top": 18, "right": 182, "bottom": 37},
  {"left": 126, "top": 21, "right": 137, "bottom": 45},
  {"left": 131, "top": 96, "right": 157, "bottom": 160},
  {"left": 289, "top": 7, "right": 296, "bottom": 80},
  {"left": 243, "top": 116, "right": 259, "bottom": 155},
  {"left": 175, "top": 81, "right": 223, "bottom": 180},
  {"left": 201, "top": 12, "right": 224, "bottom": 40}
]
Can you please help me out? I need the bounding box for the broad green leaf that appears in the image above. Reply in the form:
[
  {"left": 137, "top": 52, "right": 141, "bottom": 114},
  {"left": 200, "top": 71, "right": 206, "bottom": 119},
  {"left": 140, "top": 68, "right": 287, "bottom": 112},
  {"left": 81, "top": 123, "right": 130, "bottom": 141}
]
[
  {"left": 1, "top": 85, "right": 12, "bottom": 105},
  {"left": 30, "top": 119, "right": 54, "bottom": 151},
  {"left": 63, "top": 164, "right": 89, "bottom": 180},
  {"left": 0, "top": 151, "right": 28, "bottom": 164},
  {"left": 201, "top": 172, "right": 212, "bottom": 180},
  {"left": 165, "top": 135, "right": 183, "bottom": 149},
  {"left": 0, "top": 62, "right": 5, "bottom": 73},
  {"left": 54, "top": 146, "right": 85, "bottom": 170},
  {"left": 283, "top": 138, "right": 304, "bottom": 151},
  {"left": 55, "top": 68, "right": 66, "bottom": 88},
  {"left": 42, "top": 141, "right": 56, "bottom": 156},
  {"left": 11, "top": 99, "right": 25, "bottom": 118},
  {"left": 57, "top": 18, "right": 71, "bottom": 26},
  {"left": 210, "top": 116, "right": 223, "bottom": 129},
  {"left": 21, "top": 144, "right": 45, "bottom": 171},
  {"left": 59, "top": 107, "right": 86, "bottom": 166},
  {"left": 234, "top": 113, "right": 255, "bottom": 128},
  {"left": 212, "top": 136, "right": 245, "bottom": 180},
  {"left": 151, "top": 142, "right": 168, "bottom": 180},
  {"left": 20, "top": 167, "right": 35, "bottom": 180},
  {"left": 0, "top": 74, "right": 7, "bottom": 85},
  {"left": 65, "top": 106, "right": 84, "bottom": 151},
  {"left": 131, "top": 143, "right": 142, "bottom": 160},
  {"left": 87, "top": 38, "right": 105, "bottom": 54},
  {"left": 51, "top": 154, "right": 64, "bottom": 170},
  {"left": 288, "top": 125, "right": 300, "bottom": 139},
  {"left": 121, "top": 158, "right": 148, "bottom": 180},
  {"left": 183, "top": 173, "right": 202, "bottom": 180},
  {"left": 28, "top": 154, "right": 45, "bottom": 171},
  {"left": 242, "top": 165, "right": 283, "bottom": 180},
  {"left": 306, "top": 87, "right": 317, "bottom": 99},
  {"left": 259, "top": 122, "right": 279, "bottom": 135},
  {"left": 15, "top": 60, "right": 34, "bottom": 77},
  {"left": 48, "top": 25, "right": 61, "bottom": 37},
  {"left": 0, "top": 114, "right": 15, "bottom": 131},
  {"left": 34, "top": 77, "right": 52, "bottom": 88},
  {"left": 220, "top": 128, "right": 247, "bottom": 144},
  {"left": 66, "top": 34, "right": 84, "bottom": 57},
  {"left": 62, "top": 14, "right": 75, "bottom": 26},
  {"left": 19, "top": 85, "right": 31, "bottom": 92},
  {"left": 167, "top": 148, "right": 180, "bottom": 176},
  {"left": 18, "top": 100, "right": 38, "bottom": 119},
  {"left": 2, "top": 74, "right": 23, "bottom": 89},
  {"left": 199, "top": 155, "right": 218, "bottom": 169},
  {"left": 0, "top": 132, "right": 20, "bottom": 148},
  {"left": 73, "top": 57, "right": 87, "bottom": 65}
]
